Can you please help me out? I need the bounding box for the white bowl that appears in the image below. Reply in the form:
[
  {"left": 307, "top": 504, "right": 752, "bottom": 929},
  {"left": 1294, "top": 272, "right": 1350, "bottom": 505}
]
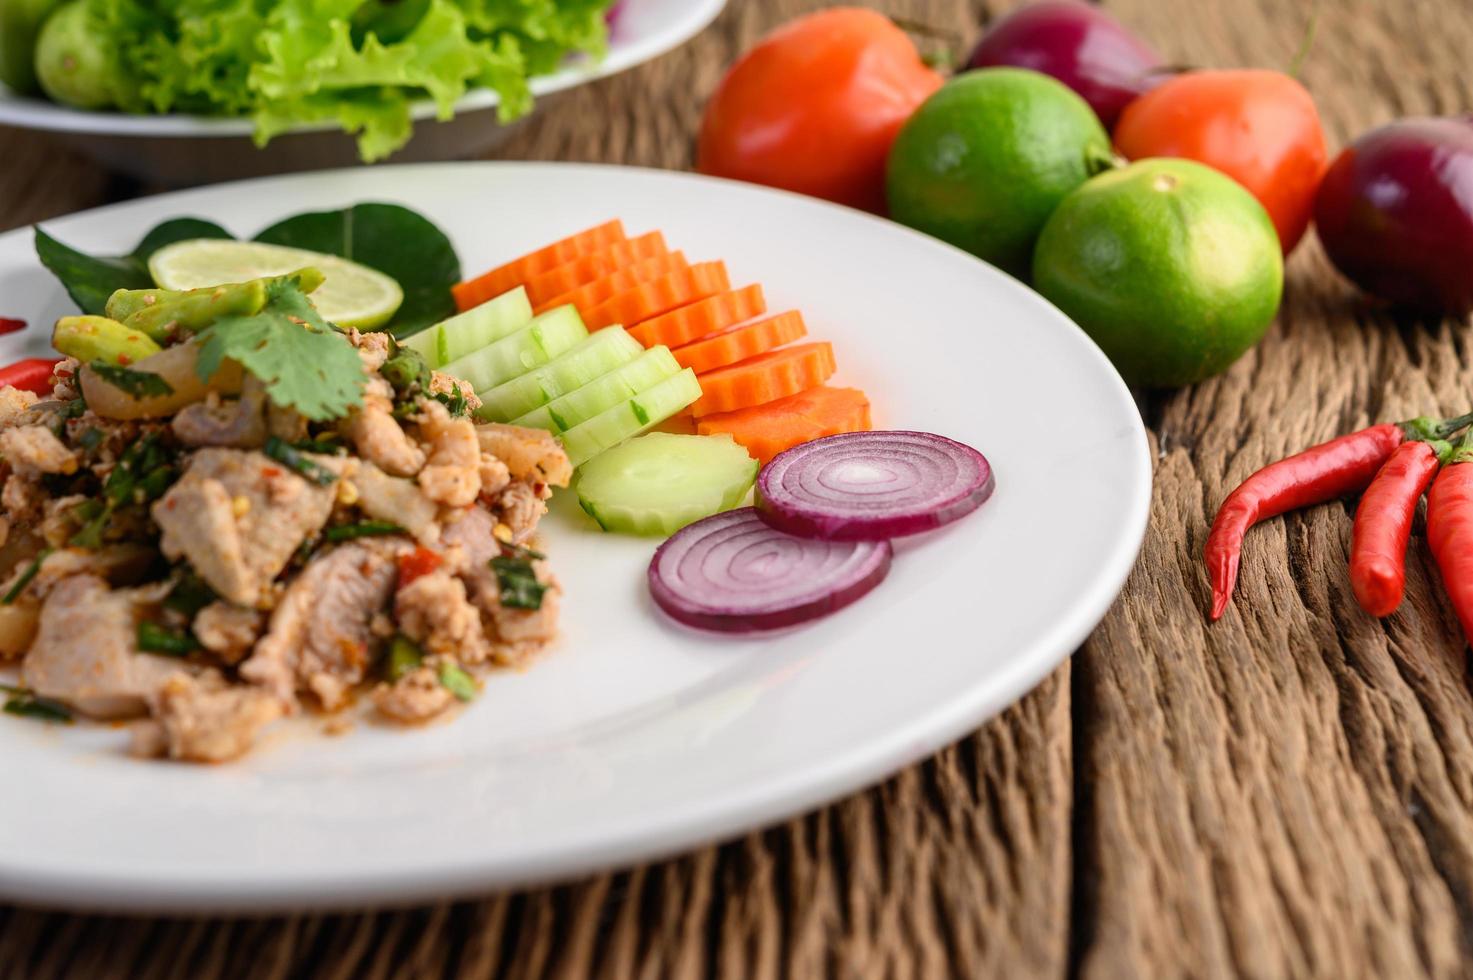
[{"left": 0, "top": 0, "right": 724, "bottom": 186}]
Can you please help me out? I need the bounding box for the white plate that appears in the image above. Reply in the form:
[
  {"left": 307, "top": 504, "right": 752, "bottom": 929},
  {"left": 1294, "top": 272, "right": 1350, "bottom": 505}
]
[
  {"left": 0, "top": 0, "right": 724, "bottom": 136},
  {"left": 0, "top": 163, "right": 1150, "bottom": 913}
]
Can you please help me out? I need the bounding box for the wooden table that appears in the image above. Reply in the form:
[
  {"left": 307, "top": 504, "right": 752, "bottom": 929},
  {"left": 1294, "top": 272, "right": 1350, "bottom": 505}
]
[{"left": 3, "top": 1, "right": 1472, "bottom": 975}]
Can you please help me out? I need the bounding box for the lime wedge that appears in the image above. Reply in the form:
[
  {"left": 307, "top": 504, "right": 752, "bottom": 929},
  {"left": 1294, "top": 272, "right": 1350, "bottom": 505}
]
[{"left": 148, "top": 239, "right": 404, "bottom": 331}]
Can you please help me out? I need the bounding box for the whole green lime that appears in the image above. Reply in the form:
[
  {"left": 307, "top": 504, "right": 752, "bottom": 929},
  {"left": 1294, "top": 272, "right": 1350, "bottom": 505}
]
[
  {"left": 0, "top": 0, "right": 64, "bottom": 93},
  {"left": 885, "top": 67, "right": 1113, "bottom": 275},
  {"left": 34, "top": 0, "right": 116, "bottom": 110},
  {"left": 1033, "top": 158, "right": 1283, "bottom": 387}
]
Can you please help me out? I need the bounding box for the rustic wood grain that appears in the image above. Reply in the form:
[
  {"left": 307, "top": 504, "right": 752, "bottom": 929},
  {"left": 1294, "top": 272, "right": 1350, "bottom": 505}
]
[{"left": 2, "top": 0, "right": 1472, "bottom": 976}]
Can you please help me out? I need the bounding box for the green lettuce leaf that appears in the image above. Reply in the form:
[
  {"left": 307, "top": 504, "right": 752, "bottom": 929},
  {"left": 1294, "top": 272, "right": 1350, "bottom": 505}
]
[{"left": 88, "top": 0, "right": 612, "bottom": 161}]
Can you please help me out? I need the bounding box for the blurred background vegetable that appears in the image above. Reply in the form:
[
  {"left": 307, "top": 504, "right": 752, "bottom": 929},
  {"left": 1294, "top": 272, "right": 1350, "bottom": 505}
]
[
  {"left": 1314, "top": 116, "right": 1473, "bottom": 315},
  {"left": 4, "top": 0, "right": 614, "bottom": 162},
  {"left": 0, "top": 0, "right": 63, "bottom": 93},
  {"left": 1113, "top": 69, "right": 1329, "bottom": 254},
  {"left": 963, "top": 0, "right": 1160, "bottom": 129},
  {"left": 697, "top": 7, "right": 942, "bottom": 213}
]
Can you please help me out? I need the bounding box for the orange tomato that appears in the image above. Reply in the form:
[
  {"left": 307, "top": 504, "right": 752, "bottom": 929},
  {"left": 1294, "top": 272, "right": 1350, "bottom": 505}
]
[
  {"left": 1113, "top": 69, "right": 1329, "bottom": 254},
  {"left": 697, "top": 8, "right": 943, "bottom": 214}
]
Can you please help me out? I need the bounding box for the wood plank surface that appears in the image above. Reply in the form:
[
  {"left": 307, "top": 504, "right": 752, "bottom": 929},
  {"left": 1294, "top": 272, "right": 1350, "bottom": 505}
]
[{"left": 2, "top": 0, "right": 1472, "bottom": 976}]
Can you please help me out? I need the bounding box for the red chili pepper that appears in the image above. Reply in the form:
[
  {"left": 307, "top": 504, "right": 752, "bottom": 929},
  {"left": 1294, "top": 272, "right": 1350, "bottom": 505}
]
[
  {"left": 0, "top": 318, "right": 25, "bottom": 336},
  {"left": 1427, "top": 434, "right": 1473, "bottom": 643},
  {"left": 396, "top": 546, "right": 442, "bottom": 589},
  {"left": 1205, "top": 412, "right": 1473, "bottom": 620},
  {"left": 1350, "top": 439, "right": 1449, "bottom": 617},
  {"left": 0, "top": 357, "right": 61, "bottom": 396}
]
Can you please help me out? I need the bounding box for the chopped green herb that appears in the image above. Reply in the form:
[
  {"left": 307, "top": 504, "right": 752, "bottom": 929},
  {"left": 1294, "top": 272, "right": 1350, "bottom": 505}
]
[
  {"left": 386, "top": 634, "right": 423, "bottom": 682},
  {"left": 1, "top": 684, "right": 72, "bottom": 724},
  {"left": 264, "top": 436, "right": 337, "bottom": 486},
  {"left": 324, "top": 520, "right": 405, "bottom": 543},
  {"left": 70, "top": 498, "right": 104, "bottom": 522},
  {"left": 69, "top": 513, "right": 107, "bottom": 549},
  {"left": 433, "top": 384, "right": 469, "bottom": 418},
  {"left": 438, "top": 662, "right": 477, "bottom": 702},
  {"left": 89, "top": 360, "right": 174, "bottom": 398},
  {"left": 489, "top": 556, "right": 547, "bottom": 610},
  {"left": 58, "top": 396, "right": 88, "bottom": 422},
  {"left": 290, "top": 436, "right": 345, "bottom": 455},
  {"left": 137, "top": 621, "right": 200, "bottom": 657},
  {"left": 194, "top": 279, "right": 365, "bottom": 421},
  {"left": 163, "top": 572, "right": 217, "bottom": 618},
  {"left": 76, "top": 427, "right": 105, "bottom": 452},
  {"left": 2, "top": 550, "right": 51, "bottom": 605}
]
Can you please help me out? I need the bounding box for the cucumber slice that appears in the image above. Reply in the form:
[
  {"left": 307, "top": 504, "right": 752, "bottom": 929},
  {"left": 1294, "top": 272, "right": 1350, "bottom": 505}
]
[
  {"left": 440, "top": 306, "right": 587, "bottom": 394},
  {"left": 574, "top": 433, "right": 758, "bottom": 535},
  {"left": 513, "top": 346, "right": 681, "bottom": 433},
  {"left": 475, "top": 327, "right": 645, "bottom": 423},
  {"left": 560, "top": 369, "right": 703, "bottom": 468},
  {"left": 399, "top": 288, "right": 534, "bottom": 367}
]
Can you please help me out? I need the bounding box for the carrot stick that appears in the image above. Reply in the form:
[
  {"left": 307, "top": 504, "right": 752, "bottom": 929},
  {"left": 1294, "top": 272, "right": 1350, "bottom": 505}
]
[
  {"left": 670, "top": 310, "right": 807, "bottom": 374},
  {"left": 523, "top": 232, "right": 669, "bottom": 308},
  {"left": 453, "top": 219, "right": 626, "bottom": 311},
  {"left": 696, "top": 386, "right": 872, "bottom": 463},
  {"left": 629, "top": 284, "right": 767, "bottom": 349},
  {"left": 689, "top": 341, "right": 835, "bottom": 416},
  {"left": 535, "top": 252, "right": 689, "bottom": 316},
  {"left": 584, "top": 262, "right": 731, "bottom": 331}
]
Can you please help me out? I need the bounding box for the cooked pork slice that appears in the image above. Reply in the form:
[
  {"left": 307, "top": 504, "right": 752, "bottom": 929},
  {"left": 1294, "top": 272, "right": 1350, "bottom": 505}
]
[
  {"left": 0, "top": 425, "right": 77, "bottom": 476},
  {"left": 372, "top": 664, "right": 456, "bottom": 724},
  {"left": 495, "top": 481, "right": 548, "bottom": 543},
  {"left": 22, "top": 575, "right": 183, "bottom": 718},
  {"left": 474, "top": 423, "right": 572, "bottom": 487},
  {"left": 345, "top": 378, "right": 425, "bottom": 477},
  {"left": 152, "top": 448, "right": 335, "bottom": 606},
  {"left": 440, "top": 506, "right": 498, "bottom": 567},
  {"left": 171, "top": 377, "right": 267, "bottom": 448},
  {"left": 267, "top": 402, "right": 308, "bottom": 442},
  {"left": 240, "top": 538, "right": 409, "bottom": 708},
  {"left": 193, "top": 601, "right": 265, "bottom": 664},
  {"left": 354, "top": 461, "right": 441, "bottom": 543},
  {"left": 134, "top": 672, "right": 283, "bottom": 763},
  {"left": 416, "top": 399, "right": 480, "bottom": 507},
  {"left": 0, "top": 387, "right": 38, "bottom": 426},
  {"left": 396, "top": 569, "right": 491, "bottom": 663}
]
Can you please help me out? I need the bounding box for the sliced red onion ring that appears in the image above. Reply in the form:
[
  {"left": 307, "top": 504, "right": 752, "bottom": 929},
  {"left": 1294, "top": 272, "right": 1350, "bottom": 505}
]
[
  {"left": 648, "top": 508, "right": 893, "bottom": 633},
  {"left": 756, "top": 430, "right": 994, "bottom": 541}
]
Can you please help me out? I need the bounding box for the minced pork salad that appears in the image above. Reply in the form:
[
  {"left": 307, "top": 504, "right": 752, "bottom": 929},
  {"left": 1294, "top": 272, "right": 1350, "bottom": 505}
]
[{"left": 0, "top": 270, "right": 570, "bottom": 762}]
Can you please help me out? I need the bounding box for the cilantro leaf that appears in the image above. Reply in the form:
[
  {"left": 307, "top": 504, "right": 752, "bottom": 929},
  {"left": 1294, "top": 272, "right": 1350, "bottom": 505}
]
[{"left": 195, "top": 278, "right": 364, "bottom": 421}]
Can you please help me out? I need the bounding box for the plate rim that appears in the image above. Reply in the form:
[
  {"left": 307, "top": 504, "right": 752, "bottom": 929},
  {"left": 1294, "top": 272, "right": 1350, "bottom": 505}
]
[
  {"left": 0, "top": 0, "right": 726, "bottom": 137},
  {"left": 0, "top": 161, "right": 1152, "bottom": 913}
]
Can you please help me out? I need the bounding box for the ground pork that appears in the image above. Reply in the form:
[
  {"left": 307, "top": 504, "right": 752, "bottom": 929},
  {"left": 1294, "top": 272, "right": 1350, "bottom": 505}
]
[
  {"left": 416, "top": 399, "right": 480, "bottom": 507},
  {"left": 396, "top": 569, "right": 491, "bottom": 664},
  {"left": 0, "top": 425, "right": 77, "bottom": 476},
  {"left": 345, "top": 377, "right": 424, "bottom": 477},
  {"left": 132, "top": 672, "right": 283, "bottom": 763},
  {"left": 372, "top": 663, "right": 457, "bottom": 724},
  {"left": 193, "top": 601, "right": 265, "bottom": 664}
]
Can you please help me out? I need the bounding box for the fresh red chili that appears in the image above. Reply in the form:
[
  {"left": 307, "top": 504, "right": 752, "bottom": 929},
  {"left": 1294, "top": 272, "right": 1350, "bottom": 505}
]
[
  {"left": 1427, "top": 434, "right": 1473, "bottom": 643},
  {"left": 0, "top": 318, "right": 25, "bottom": 336},
  {"left": 1205, "top": 413, "right": 1473, "bottom": 620},
  {"left": 396, "top": 546, "right": 443, "bottom": 589},
  {"left": 0, "top": 357, "right": 61, "bottom": 396},
  {"left": 1350, "top": 439, "right": 1449, "bottom": 617}
]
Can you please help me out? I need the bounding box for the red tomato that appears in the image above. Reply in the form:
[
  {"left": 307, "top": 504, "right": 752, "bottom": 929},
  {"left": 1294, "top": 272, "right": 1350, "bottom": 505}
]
[
  {"left": 1113, "top": 69, "right": 1329, "bottom": 254},
  {"left": 697, "top": 8, "right": 943, "bottom": 213},
  {"left": 397, "top": 547, "right": 443, "bottom": 589}
]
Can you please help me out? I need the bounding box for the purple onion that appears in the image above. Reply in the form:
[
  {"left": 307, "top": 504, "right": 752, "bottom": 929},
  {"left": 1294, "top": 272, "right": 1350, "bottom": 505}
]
[
  {"left": 648, "top": 508, "right": 893, "bottom": 633},
  {"left": 1314, "top": 116, "right": 1473, "bottom": 315},
  {"left": 756, "top": 431, "right": 994, "bottom": 541},
  {"left": 964, "top": 0, "right": 1161, "bottom": 128}
]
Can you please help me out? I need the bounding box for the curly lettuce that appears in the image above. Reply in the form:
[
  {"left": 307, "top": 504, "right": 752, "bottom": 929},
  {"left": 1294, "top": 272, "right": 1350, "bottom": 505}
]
[{"left": 88, "top": 0, "right": 611, "bottom": 161}]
